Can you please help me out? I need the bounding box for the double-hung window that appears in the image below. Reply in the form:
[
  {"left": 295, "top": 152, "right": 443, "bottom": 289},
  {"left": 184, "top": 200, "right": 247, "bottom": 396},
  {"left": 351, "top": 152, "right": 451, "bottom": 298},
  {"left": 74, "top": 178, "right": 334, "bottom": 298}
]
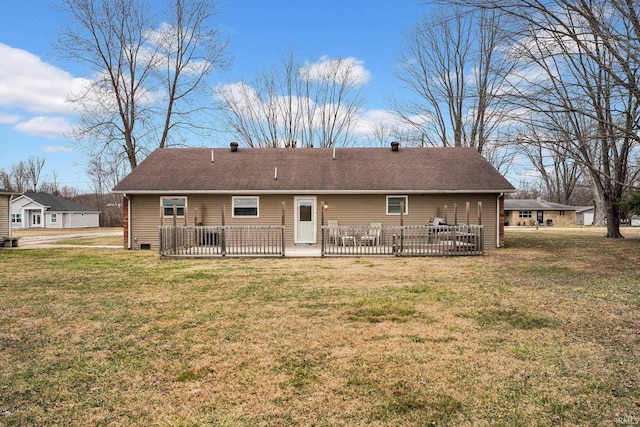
[
  {"left": 11, "top": 213, "right": 21, "bottom": 224},
  {"left": 233, "top": 196, "right": 259, "bottom": 218},
  {"left": 161, "top": 197, "right": 187, "bottom": 217},
  {"left": 50, "top": 213, "right": 57, "bottom": 224},
  {"left": 386, "top": 195, "right": 408, "bottom": 215}
]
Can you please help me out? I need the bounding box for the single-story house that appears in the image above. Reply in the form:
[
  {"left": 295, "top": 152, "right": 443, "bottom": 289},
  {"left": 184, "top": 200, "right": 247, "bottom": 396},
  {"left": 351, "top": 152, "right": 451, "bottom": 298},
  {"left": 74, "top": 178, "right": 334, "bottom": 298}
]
[
  {"left": 112, "top": 143, "right": 515, "bottom": 252},
  {"left": 504, "top": 199, "right": 588, "bottom": 226},
  {"left": 1, "top": 188, "right": 20, "bottom": 247},
  {"left": 11, "top": 192, "right": 100, "bottom": 229}
]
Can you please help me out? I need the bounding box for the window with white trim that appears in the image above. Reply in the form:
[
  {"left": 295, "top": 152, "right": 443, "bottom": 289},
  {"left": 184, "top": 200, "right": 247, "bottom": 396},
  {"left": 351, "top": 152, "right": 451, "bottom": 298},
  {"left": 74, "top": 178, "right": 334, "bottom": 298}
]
[
  {"left": 161, "top": 197, "right": 187, "bottom": 217},
  {"left": 386, "top": 195, "right": 408, "bottom": 215},
  {"left": 51, "top": 213, "right": 57, "bottom": 223},
  {"left": 11, "top": 213, "right": 21, "bottom": 224},
  {"left": 233, "top": 196, "right": 259, "bottom": 218},
  {"left": 518, "top": 210, "right": 532, "bottom": 218}
]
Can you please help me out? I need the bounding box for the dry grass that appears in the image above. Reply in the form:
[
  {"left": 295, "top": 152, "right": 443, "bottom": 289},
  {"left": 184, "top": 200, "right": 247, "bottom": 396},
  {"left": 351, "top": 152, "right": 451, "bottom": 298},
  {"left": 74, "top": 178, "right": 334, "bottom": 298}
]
[
  {"left": 52, "top": 235, "right": 124, "bottom": 246},
  {"left": 12, "top": 227, "right": 121, "bottom": 237},
  {"left": 1, "top": 229, "right": 639, "bottom": 426}
]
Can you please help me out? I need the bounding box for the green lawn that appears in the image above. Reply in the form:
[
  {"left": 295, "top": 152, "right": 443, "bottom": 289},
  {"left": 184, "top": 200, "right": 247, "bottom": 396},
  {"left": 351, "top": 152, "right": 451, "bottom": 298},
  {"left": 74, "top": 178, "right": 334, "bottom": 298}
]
[{"left": 1, "top": 229, "right": 639, "bottom": 426}]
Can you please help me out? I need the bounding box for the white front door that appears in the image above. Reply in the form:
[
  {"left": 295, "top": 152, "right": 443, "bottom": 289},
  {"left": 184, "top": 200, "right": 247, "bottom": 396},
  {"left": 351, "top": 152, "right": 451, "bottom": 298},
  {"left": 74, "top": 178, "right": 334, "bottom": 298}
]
[{"left": 294, "top": 197, "right": 316, "bottom": 244}]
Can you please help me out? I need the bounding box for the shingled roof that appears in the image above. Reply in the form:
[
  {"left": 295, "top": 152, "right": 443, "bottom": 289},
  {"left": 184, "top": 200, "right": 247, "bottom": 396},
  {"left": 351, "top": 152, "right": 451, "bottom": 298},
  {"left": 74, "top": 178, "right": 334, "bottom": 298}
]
[
  {"left": 504, "top": 199, "right": 577, "bottom": 211},
  {"left": 113, "top": 146, "right": 515, "bottom": 194},
  {"left": 23, "top": 192, "right": 98, "bottom": 212}
]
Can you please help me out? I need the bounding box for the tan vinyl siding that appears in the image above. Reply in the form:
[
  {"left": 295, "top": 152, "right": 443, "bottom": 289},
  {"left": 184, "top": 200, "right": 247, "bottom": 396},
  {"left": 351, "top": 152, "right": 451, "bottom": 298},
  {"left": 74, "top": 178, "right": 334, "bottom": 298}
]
[
  {"left": 131, "top": 194, "right": 291, "bottom": 249},
  {"left": 0, "top": 195, "right": 9, "bottom": 236},
  {"left": 130, "top": 193, "right": 500, "bottom": 250},
  {"left": 505, "top": 210, "right": 576, "bottom": 227}
]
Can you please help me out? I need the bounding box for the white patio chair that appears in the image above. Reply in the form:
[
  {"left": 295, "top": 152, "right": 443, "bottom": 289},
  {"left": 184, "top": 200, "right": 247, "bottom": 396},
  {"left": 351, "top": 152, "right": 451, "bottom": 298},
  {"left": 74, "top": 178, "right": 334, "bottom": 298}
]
[
  {"left": 327, "top": 220, "right": 355, "bottom": 246},
  {"left": 360, "top": 222, "right": 382, "bottom": 246}
]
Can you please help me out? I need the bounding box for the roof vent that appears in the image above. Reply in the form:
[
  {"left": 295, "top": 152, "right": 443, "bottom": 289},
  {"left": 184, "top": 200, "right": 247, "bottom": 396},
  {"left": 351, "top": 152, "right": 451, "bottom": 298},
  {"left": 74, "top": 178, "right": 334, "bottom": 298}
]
[
  {"left": 230, "top": 142, "right": 239, "bottom": 152},
  {"left": 391, "top": 141, "right": 400, "bottom": 151}
]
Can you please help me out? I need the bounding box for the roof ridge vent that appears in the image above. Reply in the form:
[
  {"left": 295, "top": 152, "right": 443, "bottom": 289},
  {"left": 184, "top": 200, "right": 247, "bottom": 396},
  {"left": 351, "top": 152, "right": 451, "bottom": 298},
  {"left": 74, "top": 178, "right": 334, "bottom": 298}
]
[
  {"left": 230, "top": 142, "right": 239, "bottom": 152},
  {"left": 391, "top": 141, "right": 400, "bottom": 151}
]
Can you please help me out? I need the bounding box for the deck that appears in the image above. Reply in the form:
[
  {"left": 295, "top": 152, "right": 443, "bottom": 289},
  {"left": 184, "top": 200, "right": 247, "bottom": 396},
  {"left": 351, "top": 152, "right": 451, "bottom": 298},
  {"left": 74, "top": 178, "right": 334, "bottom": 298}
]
[{"left": 158, "top": 225, "right": 484, "bottom": 258}]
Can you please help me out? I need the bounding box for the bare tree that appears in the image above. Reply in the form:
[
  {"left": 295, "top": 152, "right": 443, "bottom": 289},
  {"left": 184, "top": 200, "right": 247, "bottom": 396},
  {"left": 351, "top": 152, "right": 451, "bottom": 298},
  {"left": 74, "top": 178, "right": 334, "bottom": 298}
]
[
  {"left": 24, "top": 157, "right": 46, "bottom": 192},
  {"left": 443, "top": 0, "right": 640, "bottom": 237},
  {"left": 216, "top": 53, "right": 365, "bottom": 148},
  {"left": 517, "top": 125, "right": 583, "bottom": 205},
  {"left": 0, "top": 169, "right": 10, "bottom": 191},
  {"left": 86, "top": 154, "right": 127, "bottom": 226},
  {"left": 56, "top": 0, "right": 230, "bottom": 170},
  {"left": 8, "top": 162, "right": 27, "bottom": 193},
  {"left": 6, "top": 157, "right": 45, "bottom": 192},
  {"left": 393, "top": 7, "right": 517, "bottom": 156}
]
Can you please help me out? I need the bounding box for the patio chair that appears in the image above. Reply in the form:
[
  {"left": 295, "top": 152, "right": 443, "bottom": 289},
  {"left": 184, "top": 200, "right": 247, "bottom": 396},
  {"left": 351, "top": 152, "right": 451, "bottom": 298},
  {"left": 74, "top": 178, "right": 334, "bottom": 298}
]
[
  {"left": 360, "top": 222, "right": 382, "bottom": 246},
  {"left": 327, "top": 220, "right": 356, "bottom": 246}
]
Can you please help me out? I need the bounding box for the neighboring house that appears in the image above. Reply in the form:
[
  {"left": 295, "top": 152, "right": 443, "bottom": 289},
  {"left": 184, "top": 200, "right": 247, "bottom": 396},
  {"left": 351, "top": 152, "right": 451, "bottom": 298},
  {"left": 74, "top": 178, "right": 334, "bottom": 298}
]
[
  {"left": 1, "top": 189, "right": 20, "bottom": 246},
  {"left": 113, "top": 143, "right": 515, "bottom": 251},
  {"left": 11, "top": 192, "right": 100, "bottom": 229},
  {"left": 504, "top": 199, "right": 588, "bottom": 226}
]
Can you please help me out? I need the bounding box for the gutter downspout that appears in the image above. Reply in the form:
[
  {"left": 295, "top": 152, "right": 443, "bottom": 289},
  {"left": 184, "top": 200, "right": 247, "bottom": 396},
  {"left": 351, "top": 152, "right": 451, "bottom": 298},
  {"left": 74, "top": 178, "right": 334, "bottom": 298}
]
[
  {"left": 497, "top": 193, "right": 503, "bottom": 248},
  {"left": 8, "top": 195, "right": 14, "bottom": 238},
  {"left": 124, "top": 194, "right": 132, "bottom": 249}
]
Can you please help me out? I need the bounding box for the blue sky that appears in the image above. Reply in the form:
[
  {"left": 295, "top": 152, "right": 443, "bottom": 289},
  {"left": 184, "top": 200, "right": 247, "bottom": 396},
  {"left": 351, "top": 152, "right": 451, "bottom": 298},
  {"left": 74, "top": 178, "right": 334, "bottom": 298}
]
[{"left": 0, "top": 1, "right": 427, "bottom": 191}]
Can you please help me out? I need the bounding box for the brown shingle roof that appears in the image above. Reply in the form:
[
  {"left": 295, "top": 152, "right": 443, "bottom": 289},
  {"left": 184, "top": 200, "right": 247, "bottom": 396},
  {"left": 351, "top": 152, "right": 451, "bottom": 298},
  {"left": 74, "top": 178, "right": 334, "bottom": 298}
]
[
  {"left": 505, "top": 199, "right": 577, "bottom": 211},
  {"left": 113, "top": 146, "right": 514, "bottom": 194}
]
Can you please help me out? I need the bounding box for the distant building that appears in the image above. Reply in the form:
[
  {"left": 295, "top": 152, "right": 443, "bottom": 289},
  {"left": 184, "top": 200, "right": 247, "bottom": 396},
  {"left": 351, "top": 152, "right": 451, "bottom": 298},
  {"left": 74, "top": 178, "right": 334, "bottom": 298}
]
[
  {"left": 11, "top": 192, "right": 100, "bottom": 229},
  {"left": 575, "top": 206, "right": 595, "bottom": 226},
  {"left": 504, "top": 199, "right": 593, "bottom": 226}
]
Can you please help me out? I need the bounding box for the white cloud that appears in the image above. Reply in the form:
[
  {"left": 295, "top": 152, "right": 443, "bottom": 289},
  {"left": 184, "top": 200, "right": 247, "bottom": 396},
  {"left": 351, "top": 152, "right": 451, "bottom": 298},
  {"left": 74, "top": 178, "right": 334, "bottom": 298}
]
[
  {"left": 300, "top": 56, "right": 371, "bottom": 86},
  {"left": 14, "top": 116, "right": 73, "bottom": 138},
  {"left": 352, "top": 109, "right": 428, "bottom": 138},
  {"left": 42, "top": 145, "right": 73, "bottom": 153},
  {"left": 0, "top": 43, "right": 90, "bottom": 115},
  {"left": 0, "top": 112, "right": 20, "bottom": 124},
  {"left": 214, "top": 81, "right": 262, "bottom": 116}
]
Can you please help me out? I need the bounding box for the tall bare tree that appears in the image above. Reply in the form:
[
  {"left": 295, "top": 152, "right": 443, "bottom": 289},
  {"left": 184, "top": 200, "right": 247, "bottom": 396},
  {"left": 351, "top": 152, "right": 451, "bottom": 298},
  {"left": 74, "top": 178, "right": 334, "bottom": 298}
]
[
  {"left": 517, "top": 125, "right": 583, "bottom": 205},
  {"left": 86, "top": 154, "right": 128, "bottom": 226},
  {"left": 1, "top": 157, "right": 74, "bottom": 195},
  {"left": 0, "top": 170, "right": 10, "bottom": 191},
  {"left": 393, "top": 6, "right": 516, "bottom": 158},
  {"left": 4, "top": 157, "right": 46, "bottom": 192},
  {"left": 464, "top": 0, "right": 640, "bottom": 237},
  {"left": 24, "top": 157, "right": 46, "bottom": 192},
  {"left": 56, "top": 0, "right": 230, "bottom": 170},
  {"left": 8, "top": 162, "right": 27, "bottom": 193},
  {"left": 216, "top": 53, "right": 365, "bottom": 148}
]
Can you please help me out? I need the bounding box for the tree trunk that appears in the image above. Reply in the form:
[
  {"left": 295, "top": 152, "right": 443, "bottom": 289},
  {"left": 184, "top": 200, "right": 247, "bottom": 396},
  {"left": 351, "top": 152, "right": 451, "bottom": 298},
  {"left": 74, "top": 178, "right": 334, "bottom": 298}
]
[{"left": 605, "top": 199, "right": 624, "bottom": 238}]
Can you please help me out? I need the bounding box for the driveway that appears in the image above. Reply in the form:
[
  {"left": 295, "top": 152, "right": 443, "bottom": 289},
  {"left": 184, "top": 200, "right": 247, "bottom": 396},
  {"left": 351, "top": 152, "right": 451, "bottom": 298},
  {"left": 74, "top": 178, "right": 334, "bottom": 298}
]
[{"left": 10, "top": 228, "right": 123, "bottom": 249}]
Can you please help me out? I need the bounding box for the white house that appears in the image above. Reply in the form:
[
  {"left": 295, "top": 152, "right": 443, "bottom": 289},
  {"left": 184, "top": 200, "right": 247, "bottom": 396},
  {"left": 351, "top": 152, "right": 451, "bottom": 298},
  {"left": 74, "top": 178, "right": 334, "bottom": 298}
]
[{"left": 11, "top": 192, "right": 100, "bottom": 229}]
